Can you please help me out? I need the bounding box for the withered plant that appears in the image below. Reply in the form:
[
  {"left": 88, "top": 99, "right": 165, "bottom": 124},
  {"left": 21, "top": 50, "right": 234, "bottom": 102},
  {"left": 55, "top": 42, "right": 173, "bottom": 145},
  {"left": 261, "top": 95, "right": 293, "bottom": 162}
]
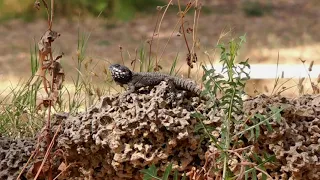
[{"left": 17, "top": 0, "right": 67, "bottom": 179}]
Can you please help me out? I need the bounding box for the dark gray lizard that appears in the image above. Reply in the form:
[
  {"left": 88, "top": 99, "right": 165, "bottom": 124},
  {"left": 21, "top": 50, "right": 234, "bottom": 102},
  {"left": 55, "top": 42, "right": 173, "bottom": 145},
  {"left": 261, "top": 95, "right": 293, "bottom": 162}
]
[{"left": 109, "top": 64, "right": 205, "bottom": 98}]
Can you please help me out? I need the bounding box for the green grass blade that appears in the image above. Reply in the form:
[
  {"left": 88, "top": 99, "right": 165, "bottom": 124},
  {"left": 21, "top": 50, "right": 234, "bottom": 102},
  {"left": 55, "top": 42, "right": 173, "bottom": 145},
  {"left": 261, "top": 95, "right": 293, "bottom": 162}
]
[
  {"left": 162, "top": 163, "right": 173, "bottom": 180},
  {"left": 169, "top": 53, "right": 179, "bottom": 75}
]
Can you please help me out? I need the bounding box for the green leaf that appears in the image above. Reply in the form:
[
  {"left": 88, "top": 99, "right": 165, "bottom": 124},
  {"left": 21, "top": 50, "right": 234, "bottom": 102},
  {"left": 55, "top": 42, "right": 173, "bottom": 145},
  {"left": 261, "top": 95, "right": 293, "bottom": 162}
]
[
  {"left": 255, "top": 125, "right": 260, "bottom": 139},
  {"left": 261, "top": 167, "right": 267, "bottom": 180},
  {"left": 181, "top": 172, "right": 187, "bottom": 180},
  {"left": 270, "top": 106, "right": 282, "bottom": 123},
  {"left": 140, "top": 164, "right": 160, "bottom": 180},
  {"left": 255, "top": 113, "right": 265, "bottom": 121},
  {"left": 162, "top": 163, "right": 173, "bottom": 180},
  {"left": 173, "top": 169, "right": 178, "bottom": 180},
  {"left": 262, "top": 174, "right": 267, "bottom": 180},
  {"left": 239, "top": 34, "right": 247, "bottom": 44},
  {"left": 253, "top": 153, "right": 262, "bottom": 163},
  {"left": 265, "top": 120, "right": 273, "bottom": 132},
  {"left": 252, "top": 169, "right": 257, "bottom": 180},
  {"left": 249, "top": 125, "right": 254, "bottom": 141},
  {"left": 245, "top": 168, "right": 249, "bottom": 180},
  {"left": 169, "top": 54, "right": 178, "bottom": 76}
]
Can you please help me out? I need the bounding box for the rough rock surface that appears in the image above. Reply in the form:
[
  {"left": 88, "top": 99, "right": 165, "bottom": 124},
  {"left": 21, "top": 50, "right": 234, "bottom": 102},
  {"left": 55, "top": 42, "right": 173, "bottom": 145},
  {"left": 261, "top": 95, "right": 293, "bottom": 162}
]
[
  {"left": 57, "top": 81, "right": 210, "bottom": 179},
  {"left": 0, "top": 82, "right": 319, "bottom": 180},
  {"left": 0, "top": 137, "right": 35, "bottom": 180},
  {"left": 241, "top": 94, "right": 320, "bottom": 180}
]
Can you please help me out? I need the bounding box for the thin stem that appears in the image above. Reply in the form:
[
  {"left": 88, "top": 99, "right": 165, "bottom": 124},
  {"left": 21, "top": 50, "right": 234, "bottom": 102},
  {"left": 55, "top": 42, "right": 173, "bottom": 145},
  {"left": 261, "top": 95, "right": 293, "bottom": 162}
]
[
  {"left": 49, "top": 0, "right": 54, "bottom": 29},
  {"left": 34, "top": 123, "right": 62, "bottom": 180},
  {"left": 155, "top": 1, "right": 173, "bottom": 64},
  {"left": 149, "top": 9, "right": 161, "bottom": 70}
]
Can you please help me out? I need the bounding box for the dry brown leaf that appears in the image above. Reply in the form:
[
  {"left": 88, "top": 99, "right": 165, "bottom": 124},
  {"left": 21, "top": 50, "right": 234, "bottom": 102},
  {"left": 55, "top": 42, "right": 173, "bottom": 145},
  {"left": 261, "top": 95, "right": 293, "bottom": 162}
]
[
  {"left": 311, "top": 82, "right": 319, "bottom": 94},
  {"left": 58, "top": 162, "right": 67, "bottom": 172},
  {"left": 51, "top": 61, "right": 65, "bottom": 91},
  {"left": 35, "top": 30, "right": 60, "bottom": 95},
  {"left": 55, "top": 53, "right": 63, "bottom": 61},
  {"left": 38, "top": 30, "right": 60, "bottom": 56},
  {"left": 308, "top": 60, "right": 314, "bottom": 71},
  {"left": 26, "top": 160, "right": 48, "bottom": 179},
  {"left": 36, "top": 98, "right": 51, "bottom": 111},
  {"left": 34, "top": 1, "right": 41, "bottom": 10}
]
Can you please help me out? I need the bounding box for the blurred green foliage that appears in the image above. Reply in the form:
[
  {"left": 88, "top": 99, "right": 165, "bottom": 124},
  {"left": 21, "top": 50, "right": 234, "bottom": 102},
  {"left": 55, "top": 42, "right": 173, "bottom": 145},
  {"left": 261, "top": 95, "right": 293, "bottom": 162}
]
[
  {"left": 0, "top": 0, "right": 165, "bottom": 22},
  {"left": 242, "top": 0, "right": 273, "bottom": 17}
]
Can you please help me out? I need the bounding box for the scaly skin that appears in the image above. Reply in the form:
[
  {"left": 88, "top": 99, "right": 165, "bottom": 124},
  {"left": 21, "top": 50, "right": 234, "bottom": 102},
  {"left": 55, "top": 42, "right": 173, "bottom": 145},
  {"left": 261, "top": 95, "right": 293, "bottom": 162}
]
[{"left": 109, "top": 64, "right": 204, "bottom": 97}]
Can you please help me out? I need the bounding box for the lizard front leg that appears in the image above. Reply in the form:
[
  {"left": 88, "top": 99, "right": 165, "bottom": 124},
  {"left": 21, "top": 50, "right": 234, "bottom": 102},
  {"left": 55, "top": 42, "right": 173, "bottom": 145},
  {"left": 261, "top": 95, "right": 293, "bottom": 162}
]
[
  {"left": 121, "top": 83, "right": 136, "bottom": 98},
  {"left": 123, "top": 83, "right": 136, "bottom": 96},
  {"left": 119, "top": 83, "right": 136, "bottom": 103}
]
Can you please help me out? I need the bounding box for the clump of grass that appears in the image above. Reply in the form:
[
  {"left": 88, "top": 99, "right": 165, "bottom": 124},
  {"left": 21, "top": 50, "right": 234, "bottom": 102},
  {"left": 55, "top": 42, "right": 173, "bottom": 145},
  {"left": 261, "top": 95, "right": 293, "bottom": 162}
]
[
  {"left": 271, "top": 57, "right": 320, "bottom": 96},
  {"left": 0, "top": 42, "right": 43, "bottom": 138},
  {"left": 0, "top": 79, "right": 43, "bottom": 138}
]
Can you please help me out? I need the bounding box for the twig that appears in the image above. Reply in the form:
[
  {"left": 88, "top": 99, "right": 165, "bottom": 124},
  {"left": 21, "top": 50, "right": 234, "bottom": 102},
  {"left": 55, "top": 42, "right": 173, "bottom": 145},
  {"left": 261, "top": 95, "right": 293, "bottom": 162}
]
[
  {"left": 34, "top": 123, "right": 62, "bottom": 180},
  {"left": 158, "top": 0, "right": 195, "bottom": 65},
  {"left": 119, "top": 45, "right": 124, "bottom": 65},
  {"left": 155, "top": 1, "right": 173, "bottom": 65},
  {"left": 40, "top": 0, "right": 50, "bottom": 27},
  {"left": 271, "top": 51, "right": 281, "bottom": 95},
  {"left": 16, "top": 139, "right": 41, "bottom": 180},
  {"left": 53, "top": 162, "right": 82, "bottom": 180},
  {"left": 49, "top": 0, "right": 54, "bottom": 29},
  {"left": 148, "top": 7, "right": 162, "bottom": 70}
]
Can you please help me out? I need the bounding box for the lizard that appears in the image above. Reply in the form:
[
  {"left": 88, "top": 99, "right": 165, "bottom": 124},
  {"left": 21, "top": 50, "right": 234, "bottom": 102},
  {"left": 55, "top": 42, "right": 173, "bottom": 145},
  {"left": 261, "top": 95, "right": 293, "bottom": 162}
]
[{"left": 109, "top": 64, "right": 207, "bottom": 99}]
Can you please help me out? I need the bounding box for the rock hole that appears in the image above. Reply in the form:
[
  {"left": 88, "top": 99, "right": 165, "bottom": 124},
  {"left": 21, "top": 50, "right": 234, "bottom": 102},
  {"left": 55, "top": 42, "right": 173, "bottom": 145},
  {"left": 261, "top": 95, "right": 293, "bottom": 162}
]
[
  {"left": 296, "top": 148, "right": 303, "bottom": 153},
  {"left": 99, "top": 115, "right": 113, "bottom": 125},
  {"left": 0, "top": 163, "right": 7, "bottom": 170},
  {"left": 193, "top": 155, "right": 201, "bottom": 166}
]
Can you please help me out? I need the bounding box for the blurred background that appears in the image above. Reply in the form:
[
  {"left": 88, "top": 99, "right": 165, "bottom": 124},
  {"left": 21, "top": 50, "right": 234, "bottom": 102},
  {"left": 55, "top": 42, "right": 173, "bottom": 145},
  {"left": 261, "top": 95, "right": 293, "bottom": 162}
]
[{"left": 0, "top": 0, "right": 319, "bottom": 96}]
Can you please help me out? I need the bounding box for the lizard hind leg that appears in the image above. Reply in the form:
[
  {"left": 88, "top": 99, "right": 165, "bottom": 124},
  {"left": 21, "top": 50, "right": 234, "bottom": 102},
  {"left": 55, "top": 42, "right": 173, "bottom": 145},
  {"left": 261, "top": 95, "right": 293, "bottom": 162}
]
[
  {"left": 164, "top": 77, "right": 175, "bottom": 89},
  {"left": 163, "top": 77, "right": 178, "bottom": 106}
]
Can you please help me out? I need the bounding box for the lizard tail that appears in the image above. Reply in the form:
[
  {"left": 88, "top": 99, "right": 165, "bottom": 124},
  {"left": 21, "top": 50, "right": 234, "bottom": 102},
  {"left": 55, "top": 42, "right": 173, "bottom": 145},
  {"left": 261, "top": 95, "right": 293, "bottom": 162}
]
[{"left": 172, "top": 77, "right": 202, "bottom": 96}]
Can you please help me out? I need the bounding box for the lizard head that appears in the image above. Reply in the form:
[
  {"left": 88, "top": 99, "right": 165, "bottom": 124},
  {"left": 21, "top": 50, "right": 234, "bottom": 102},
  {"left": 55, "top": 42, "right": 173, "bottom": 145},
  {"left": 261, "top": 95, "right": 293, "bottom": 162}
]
[{"left": 109, "top": 64, "right": 133, "bottom": 85}]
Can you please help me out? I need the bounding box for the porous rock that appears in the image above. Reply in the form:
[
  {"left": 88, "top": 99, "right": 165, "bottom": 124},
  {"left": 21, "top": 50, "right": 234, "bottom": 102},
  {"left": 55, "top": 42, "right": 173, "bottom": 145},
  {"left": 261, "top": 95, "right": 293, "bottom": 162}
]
[
  {"left": 0, "top": 137, "right": 35, "bottom": 180},
  {"left": 241, "top": 94, "right": 320, "bottom": 180},
  {"left": 1, "top": 84, "right": 319, "bottom": 180},
  {"left": 57, "top": 81, "right": 210, "bottom": 179}
]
